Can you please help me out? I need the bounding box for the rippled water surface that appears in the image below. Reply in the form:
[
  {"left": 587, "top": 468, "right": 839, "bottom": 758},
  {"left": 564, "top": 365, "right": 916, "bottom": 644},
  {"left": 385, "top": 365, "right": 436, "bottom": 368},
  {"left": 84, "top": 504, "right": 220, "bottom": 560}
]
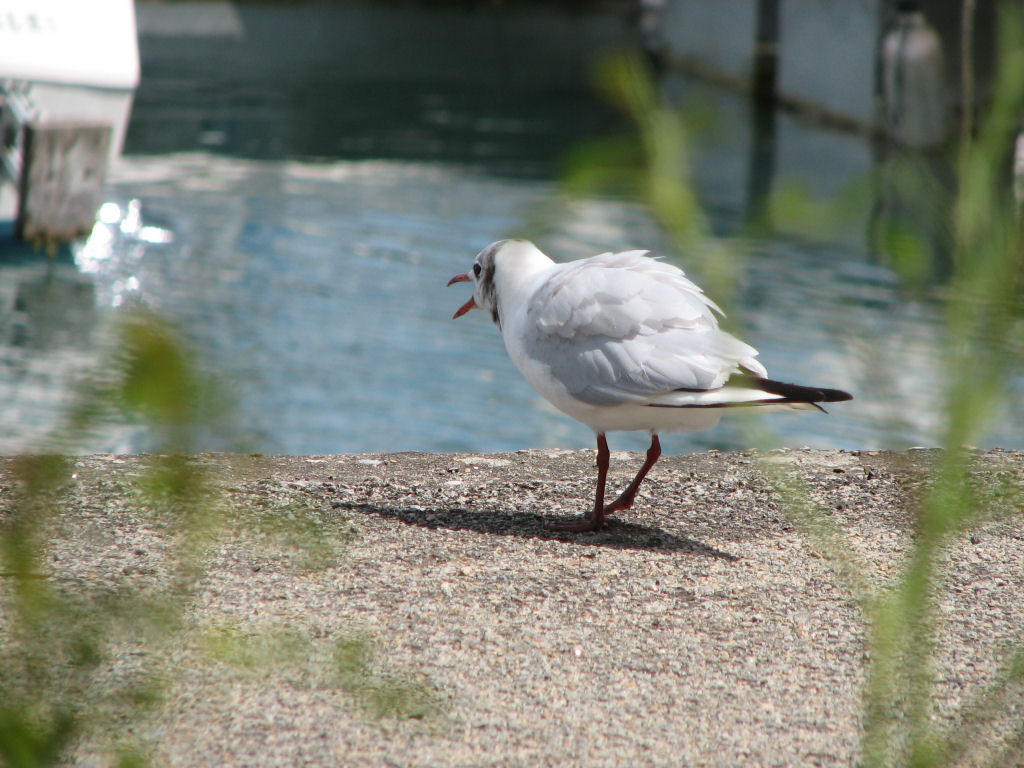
[{"left": 2, "top": 3, "right": 1021, "bottom": 455}]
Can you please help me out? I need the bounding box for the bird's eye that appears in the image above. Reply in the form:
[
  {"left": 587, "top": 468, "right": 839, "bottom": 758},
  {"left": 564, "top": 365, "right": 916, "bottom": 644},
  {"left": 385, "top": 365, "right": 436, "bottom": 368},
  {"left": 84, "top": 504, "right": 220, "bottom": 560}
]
[{"left": 473, "top": 263, "right": 482, "bottom": 278}]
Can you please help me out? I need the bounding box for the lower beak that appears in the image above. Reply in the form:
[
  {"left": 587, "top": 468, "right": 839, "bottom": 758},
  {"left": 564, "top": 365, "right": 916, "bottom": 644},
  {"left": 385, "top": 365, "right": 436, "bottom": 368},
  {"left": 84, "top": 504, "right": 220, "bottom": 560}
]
[
  {"left": 452, "top": 296, "right": 476, "bottom": 319},
  {"left": 447, "top": 272, "right": 475, "bottom": 319}
]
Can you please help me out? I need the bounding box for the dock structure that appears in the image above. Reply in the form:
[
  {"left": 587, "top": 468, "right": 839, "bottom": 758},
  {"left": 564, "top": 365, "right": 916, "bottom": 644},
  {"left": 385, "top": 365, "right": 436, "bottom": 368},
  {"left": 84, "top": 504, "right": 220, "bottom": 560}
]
[
  {"left": 0, "top": 0, "right": 139, "bottom": 243},
  {"left": 655, "top": 0, "right": 994, "bottom": 141}
]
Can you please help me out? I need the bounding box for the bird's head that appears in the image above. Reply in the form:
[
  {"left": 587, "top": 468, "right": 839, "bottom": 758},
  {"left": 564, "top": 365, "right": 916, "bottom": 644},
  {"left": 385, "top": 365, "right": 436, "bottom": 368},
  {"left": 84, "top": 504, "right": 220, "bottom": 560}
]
[
  {"left": 447, "top": 239, "right": 550, "bottom": 328},
  {"left": 447, "top": 241, "right": 501, "bottom": 324}
]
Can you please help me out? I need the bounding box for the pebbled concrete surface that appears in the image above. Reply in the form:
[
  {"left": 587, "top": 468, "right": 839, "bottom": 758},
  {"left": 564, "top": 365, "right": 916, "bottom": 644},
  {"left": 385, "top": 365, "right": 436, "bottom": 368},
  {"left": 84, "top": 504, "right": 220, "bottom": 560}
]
[{"left": 2, "top": 449, "right": 1023, "bottom": 767}]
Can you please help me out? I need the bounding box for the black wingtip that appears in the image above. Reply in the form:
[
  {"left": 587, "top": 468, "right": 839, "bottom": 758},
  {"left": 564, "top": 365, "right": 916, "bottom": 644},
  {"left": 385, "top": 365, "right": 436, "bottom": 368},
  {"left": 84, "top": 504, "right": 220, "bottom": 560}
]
[
  {"left": 736, "top": 376, "right": 853, "bottom": 405},
  {"left": 814, "top": 386, "right": 854, "bottom": 403}
]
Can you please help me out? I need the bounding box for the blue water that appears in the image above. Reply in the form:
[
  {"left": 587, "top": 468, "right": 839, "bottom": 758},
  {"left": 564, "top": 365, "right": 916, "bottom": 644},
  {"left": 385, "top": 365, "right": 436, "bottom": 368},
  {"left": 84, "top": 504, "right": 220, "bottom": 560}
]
[{"left": 2, "top": 3, "right": 1020, "bottom": 455}]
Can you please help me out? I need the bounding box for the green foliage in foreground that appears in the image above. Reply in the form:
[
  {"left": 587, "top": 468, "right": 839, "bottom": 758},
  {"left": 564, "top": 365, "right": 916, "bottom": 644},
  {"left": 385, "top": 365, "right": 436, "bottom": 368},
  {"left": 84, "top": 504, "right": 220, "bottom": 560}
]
[
  {"left": 0, "top": 311, "right": 439, "bottom": 767},
  {"left": 581, "top": 10, "right": 1024, "bottom": 763},
  {"left": 856, "top": 11, "right": 1024, "bottom": 765},
  {"left": 0, "top": 313, "right": 214, "bottom": 767},
  {"left": 200, "top": 624, "right": 439, "bottom": 720}
]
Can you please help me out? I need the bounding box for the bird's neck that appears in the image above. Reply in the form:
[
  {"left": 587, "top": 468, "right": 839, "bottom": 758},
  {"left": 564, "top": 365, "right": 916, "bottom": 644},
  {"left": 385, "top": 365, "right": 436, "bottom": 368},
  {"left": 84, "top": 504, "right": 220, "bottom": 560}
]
[{"left": 494, "top": 246, "right": 554, "bottom": 325}]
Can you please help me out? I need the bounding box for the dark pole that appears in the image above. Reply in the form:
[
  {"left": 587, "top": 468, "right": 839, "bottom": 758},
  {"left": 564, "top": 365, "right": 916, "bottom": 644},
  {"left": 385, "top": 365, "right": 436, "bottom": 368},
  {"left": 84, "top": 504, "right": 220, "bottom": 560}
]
[
  {"left": 747, "top": 0, "right": 780, "bottom": 229},
  {"left": 753, "top": 0, "right": 780, "bottom": 103}
]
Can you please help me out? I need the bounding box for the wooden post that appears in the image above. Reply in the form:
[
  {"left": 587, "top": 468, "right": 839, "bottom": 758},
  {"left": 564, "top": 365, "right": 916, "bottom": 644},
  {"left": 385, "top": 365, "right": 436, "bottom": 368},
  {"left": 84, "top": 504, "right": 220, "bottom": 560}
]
[{"left": 15, "top": 122, "right": 112, "bottom": 243}]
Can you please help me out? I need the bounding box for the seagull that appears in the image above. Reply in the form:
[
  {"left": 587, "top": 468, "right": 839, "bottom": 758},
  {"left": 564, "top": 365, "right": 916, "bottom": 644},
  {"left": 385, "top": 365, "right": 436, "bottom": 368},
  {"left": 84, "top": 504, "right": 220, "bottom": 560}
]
[{"left": 448, "top": 240, "right": 852, "bottom": 532}]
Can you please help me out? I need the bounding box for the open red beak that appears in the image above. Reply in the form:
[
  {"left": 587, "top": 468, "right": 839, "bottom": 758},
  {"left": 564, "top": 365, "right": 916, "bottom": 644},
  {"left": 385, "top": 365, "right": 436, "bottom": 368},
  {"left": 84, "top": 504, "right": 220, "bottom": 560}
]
[{"left": 447, "top": 272, "right": 476, "bottom": 319}]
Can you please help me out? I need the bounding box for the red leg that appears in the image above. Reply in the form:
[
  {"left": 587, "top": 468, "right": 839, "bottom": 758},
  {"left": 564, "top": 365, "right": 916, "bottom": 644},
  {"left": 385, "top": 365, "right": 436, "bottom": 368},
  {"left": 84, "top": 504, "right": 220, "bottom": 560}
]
[
  {"left": 604, "top": 434, "right": 661, "bottom": 513},
  {"left": 547, "top": 433, "right": 610, "bottom": 532}
]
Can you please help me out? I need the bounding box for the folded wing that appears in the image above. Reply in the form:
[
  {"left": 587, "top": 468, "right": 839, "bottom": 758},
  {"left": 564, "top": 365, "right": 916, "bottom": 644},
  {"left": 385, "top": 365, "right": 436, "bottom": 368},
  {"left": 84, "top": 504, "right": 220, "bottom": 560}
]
[{"left": 523, "top": 251, "right": 767, "bottom": 406}]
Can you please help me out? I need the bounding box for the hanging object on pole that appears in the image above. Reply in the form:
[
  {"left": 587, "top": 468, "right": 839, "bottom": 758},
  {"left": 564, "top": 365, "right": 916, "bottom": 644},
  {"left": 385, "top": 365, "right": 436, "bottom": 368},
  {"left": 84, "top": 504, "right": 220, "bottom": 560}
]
[{"left": 880, "top": 0, "right": 950, "bottom": 149}]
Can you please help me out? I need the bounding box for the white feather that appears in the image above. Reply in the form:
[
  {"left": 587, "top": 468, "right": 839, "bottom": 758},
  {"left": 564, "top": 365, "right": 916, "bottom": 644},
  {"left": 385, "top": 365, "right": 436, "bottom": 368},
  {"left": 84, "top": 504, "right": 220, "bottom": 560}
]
[
  {"left": 515, "top": 249, "right": 765, "bottom": 408},
  {"left": 459, "top": 240, "right": 836, "bottom": 435}
]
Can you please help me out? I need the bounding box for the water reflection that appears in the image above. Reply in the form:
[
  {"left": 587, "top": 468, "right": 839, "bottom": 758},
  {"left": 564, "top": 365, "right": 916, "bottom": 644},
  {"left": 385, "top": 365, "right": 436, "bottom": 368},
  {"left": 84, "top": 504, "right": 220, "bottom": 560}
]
[
  {"left": 11, "top": 269, "right": 95, "bottom": 351},
  {"left": 127, "top": 1, "right": 632, "bottom": 177},
  {"left": 1, "top": 2, "right": 1020, "bottom": 455},
  {"left": 0, "top": 197, "right": 181, "bottom": 452},
  {"left": 7, "top": 150, "right": 1018, "bottom": 456}
]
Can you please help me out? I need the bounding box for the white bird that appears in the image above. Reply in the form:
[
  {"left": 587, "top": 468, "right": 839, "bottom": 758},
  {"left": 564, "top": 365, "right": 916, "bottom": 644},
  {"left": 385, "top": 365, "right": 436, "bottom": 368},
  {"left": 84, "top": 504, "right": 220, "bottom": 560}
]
[{"left": 448, "top": 239, "right": 852, "bottom": 532}]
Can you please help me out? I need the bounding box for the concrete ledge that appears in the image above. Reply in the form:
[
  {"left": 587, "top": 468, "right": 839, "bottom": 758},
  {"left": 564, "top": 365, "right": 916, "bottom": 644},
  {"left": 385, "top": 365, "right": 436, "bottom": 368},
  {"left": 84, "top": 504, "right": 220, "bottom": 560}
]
[{"left": 2, "top": 449, "right": 1023, "bottom": 766}]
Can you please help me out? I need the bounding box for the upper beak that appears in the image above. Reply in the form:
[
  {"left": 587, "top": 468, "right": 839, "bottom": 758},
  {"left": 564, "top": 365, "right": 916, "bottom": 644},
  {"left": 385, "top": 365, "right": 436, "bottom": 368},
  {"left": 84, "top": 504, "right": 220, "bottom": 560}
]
[{"left": 447, "top": 272, "right": 476, "bottom": 319}]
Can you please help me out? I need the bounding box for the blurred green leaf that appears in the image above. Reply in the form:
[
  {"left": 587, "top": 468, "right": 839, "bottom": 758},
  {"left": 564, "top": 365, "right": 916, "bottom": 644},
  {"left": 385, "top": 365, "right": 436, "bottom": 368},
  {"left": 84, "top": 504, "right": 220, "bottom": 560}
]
[
  {"left": 561, "top": 135, "right": 645, "bottom": 198},
  {"left": 573, "top": 18, "right": 1024, "bottom": 766},
  {"left": 880, "top": 222, "right": 933, "bottom": 285},
  {"left": 202, "top": 624, "right": 310, "bottom": 671},
  {"left": 116, "top": 311, "right": 197, "bottom": 429},
  {"left": 333, "top": 631, "right": 374, "bottom": 683},
  {"left": 0, "top": 707, "right": 76, "bottom": 768}
]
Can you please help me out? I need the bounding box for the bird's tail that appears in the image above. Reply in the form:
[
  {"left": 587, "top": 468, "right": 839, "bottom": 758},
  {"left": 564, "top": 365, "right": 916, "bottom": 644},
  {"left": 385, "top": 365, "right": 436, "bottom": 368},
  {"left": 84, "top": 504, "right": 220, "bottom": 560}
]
[
  {"left": 737, "top": 376, "right": 853, "bottom": 412},
  {"left": 649, "top": 375, "right": 853, "bottom": 411}
]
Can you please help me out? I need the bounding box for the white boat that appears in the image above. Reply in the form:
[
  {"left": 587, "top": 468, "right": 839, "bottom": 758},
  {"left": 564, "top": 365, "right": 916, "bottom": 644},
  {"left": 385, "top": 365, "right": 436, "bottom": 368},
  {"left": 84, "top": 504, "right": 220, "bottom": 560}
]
[{"left": 0, "top": 0, "right": 139, "bottom": 241}]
